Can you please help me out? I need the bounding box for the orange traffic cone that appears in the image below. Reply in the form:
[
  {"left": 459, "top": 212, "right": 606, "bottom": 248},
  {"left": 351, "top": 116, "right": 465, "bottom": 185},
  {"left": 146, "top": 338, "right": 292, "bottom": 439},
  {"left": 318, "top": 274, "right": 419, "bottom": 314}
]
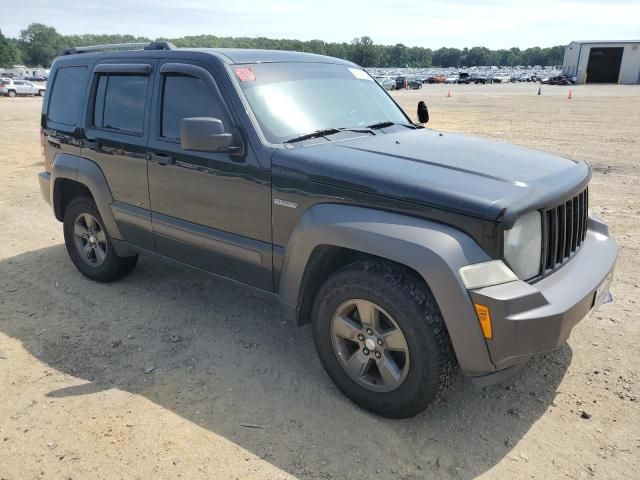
[
  {"left": 447, "top": 89, "right": 451, "bottom": 98},
  {"left": 567, "top": 89, "right": 572, "bottom": 99}
]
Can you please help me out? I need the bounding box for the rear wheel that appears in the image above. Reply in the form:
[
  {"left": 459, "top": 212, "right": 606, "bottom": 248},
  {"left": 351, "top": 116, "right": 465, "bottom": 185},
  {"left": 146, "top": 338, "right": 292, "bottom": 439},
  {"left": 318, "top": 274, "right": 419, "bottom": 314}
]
[
  {"left": 8, "top": 90, "right": 16, "bottom": 97},
  {"left": 63, "top": 197, "right": 138, "bottom": 282},
  {"left": 39, "top": 89, "right": 45, "bottom": 97},
  {"left": 312, "top": 260, "right": 457, "bottom": 418}
]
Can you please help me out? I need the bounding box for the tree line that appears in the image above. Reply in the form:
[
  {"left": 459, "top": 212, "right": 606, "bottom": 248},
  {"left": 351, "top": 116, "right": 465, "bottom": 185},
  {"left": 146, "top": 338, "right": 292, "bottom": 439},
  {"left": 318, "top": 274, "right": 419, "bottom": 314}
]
[{"left": 0, "top": 24, "right": 565, "bottom": 69}]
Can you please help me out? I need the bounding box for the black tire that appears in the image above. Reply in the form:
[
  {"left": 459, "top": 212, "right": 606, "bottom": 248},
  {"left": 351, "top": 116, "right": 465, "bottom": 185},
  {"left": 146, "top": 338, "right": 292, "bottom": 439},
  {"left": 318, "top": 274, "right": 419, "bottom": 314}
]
[
  {"left": 8, "top": 90, "right": 16, "bottom": 98},
  {"left": 63, "top": 196, "right": 138, "bottom": 282},
  {"left": 312, "top": 260, "right": 457, "bottom": 418},
  {"left": 39, "top": 89, "right": 45, "bottom": 97}
]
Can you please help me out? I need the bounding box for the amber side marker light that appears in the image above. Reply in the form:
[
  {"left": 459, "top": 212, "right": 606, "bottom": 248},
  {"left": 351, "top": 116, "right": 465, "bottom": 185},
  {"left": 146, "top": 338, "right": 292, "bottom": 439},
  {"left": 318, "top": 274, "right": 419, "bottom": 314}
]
[{"left": 474, "top": 304, "right": 493, "bottom": 339}]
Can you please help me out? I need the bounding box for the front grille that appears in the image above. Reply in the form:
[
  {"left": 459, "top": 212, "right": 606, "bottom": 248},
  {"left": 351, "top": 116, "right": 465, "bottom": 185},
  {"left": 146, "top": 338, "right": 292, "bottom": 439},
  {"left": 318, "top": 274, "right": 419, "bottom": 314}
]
[{"left": 543, "top": 188, "right": 589, "bottom": 272}]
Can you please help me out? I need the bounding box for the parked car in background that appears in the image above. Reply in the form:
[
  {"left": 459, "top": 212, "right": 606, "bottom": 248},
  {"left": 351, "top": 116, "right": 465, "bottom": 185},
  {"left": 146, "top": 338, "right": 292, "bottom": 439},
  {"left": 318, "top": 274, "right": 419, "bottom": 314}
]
[
  {"left": 470, "top": 74, "right": 488, "bottom": 84},
  {"left": 406, "top": 78, "right": 423, "bottom": 89},
  {"left": 0, "top": 79, "right": 46, "bottom": 97},
  {"left": 374, "top": 76, "right": 396, "bottom": 90},
  {"left": 427, "top": 74, "right": 446, "bottom": 84},
  {"left": 548, "top": 75, "right": 574, "bottom": 85},
  {"left": 490, "top": 73, "right": 511, "bottom": 84},
  {"left": 394, "top": 76, "right": 408, "bottom": 89},
  {"left": 24, "top": 75, "right": 48, "bottom": 82},
  {"left": 457, "top": 72, "right": 470, "bottom": 84},
  {"left": 444, "top": 74, "right": 458, "bottom": 84}
]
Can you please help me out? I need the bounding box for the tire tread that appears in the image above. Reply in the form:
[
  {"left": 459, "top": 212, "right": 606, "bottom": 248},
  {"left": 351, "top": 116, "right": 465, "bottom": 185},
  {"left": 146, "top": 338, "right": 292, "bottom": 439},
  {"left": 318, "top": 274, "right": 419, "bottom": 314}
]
[
  {"left": 312, "top": 259, "right": 457, "bottom": 418},
  {"left": 63, "top": 196, "right": 138, "bottom": 282}
]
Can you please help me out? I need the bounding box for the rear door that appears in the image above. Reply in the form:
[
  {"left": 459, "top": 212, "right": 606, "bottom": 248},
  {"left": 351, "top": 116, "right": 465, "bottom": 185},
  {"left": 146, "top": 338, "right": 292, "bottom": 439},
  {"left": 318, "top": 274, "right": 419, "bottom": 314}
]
[
  {"left": 146, "top": 60, "right": 272, "bottom": 290},
  {"left": 84, "top": 61, "right": 156, "bottom": 250}
]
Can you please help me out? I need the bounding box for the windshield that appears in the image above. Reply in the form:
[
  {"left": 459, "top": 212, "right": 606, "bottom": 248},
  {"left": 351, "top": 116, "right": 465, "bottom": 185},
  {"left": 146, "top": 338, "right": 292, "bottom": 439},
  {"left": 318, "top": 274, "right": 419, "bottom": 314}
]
[{"left": 233, "top": 63, "right": 409, "bottom": 144}]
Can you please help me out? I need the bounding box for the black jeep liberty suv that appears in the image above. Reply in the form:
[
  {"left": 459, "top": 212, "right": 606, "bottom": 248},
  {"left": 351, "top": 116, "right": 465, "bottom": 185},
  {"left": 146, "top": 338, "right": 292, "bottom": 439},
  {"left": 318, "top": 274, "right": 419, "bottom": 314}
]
[{"left": 38, "top": 42, "right": 617, "bottom": 418}]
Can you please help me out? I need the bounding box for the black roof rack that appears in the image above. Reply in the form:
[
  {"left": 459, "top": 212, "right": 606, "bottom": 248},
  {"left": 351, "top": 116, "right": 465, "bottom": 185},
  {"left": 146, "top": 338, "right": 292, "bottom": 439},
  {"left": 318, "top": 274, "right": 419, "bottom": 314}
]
[{"left": 62, "top": 41, "right": 176, "bottom": 56}]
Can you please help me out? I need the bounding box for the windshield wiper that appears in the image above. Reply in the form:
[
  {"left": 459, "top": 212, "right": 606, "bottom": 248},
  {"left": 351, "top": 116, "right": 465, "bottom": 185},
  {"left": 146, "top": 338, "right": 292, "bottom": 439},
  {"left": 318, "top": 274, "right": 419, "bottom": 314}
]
[
  {"left": 284, "top": 127, "right": 375, "bottom": 144},
  {"left": 366, "top": 121, "right": 419, "bottom": 130},
  {"left": 284, "top": 128, "right": 342, "bottom": 144}
]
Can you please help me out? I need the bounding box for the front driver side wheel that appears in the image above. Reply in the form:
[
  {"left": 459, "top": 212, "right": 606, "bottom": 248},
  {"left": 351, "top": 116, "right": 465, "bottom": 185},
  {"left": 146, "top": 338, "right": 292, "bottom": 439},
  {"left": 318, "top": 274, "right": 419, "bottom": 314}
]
[{"left": 312, "top": 260, "right": 457, "bottom": 418}]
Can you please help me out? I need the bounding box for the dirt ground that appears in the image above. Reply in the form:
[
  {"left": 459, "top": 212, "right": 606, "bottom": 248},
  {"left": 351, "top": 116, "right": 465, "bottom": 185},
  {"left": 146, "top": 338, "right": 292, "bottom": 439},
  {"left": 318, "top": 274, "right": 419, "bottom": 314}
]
[{"left": 0, "top": 83, "right": 639, "bottom": 480}]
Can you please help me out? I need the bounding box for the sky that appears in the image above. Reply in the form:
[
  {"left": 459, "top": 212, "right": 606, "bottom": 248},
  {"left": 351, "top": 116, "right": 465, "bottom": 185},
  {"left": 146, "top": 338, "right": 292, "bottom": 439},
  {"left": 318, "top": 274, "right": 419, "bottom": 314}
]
[{"left": 2, "top": 0, "right": 639, "bottom": 49}]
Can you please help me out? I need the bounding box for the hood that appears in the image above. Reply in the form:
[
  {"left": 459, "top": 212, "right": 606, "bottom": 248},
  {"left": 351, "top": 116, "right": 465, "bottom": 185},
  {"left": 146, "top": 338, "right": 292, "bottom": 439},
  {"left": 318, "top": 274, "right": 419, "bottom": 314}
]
[{"left": 272, "top": 129, "right": 591, "bottom": 226}]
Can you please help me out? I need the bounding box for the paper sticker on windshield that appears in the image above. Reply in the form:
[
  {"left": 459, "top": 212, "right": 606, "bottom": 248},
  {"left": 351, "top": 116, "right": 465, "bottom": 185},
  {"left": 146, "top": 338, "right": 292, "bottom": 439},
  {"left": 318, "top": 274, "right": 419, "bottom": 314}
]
[
  {"left": 235, "top": 67, "right": 256, "bottom": 82},
  {"left": 349, "top": 68, "right": 373, "bottom": 81}
]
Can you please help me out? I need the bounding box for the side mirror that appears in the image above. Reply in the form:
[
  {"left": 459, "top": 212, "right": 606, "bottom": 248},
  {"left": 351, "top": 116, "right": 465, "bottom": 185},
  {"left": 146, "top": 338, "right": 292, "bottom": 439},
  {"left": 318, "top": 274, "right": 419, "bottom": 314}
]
[
  {"left": 181, "top": 117, "right": 241, "bottom": 154},
  {"left": 417, "top": 101, "right": 429, "bottom": 124}
]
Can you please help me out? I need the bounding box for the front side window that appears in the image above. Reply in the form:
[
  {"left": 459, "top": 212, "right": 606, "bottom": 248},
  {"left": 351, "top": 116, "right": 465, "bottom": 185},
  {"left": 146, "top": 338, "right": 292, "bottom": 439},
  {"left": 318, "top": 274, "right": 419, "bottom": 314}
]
[
  {"left": 93, "top": 74, "right": 148, "bottom": 134},
  {"left": 234, "top": 62, "right": 409, "bottom": 144},
  {"left": 161, "top": 74, "right": 226, "bottom": 141}
]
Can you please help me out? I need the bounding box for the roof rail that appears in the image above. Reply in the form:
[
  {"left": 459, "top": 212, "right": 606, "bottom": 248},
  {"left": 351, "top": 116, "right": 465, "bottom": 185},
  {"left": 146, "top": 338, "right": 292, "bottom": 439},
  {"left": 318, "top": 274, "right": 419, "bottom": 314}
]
[
  {"left": 144, "top": 41, "right": 176, "bottom": 51},
  {"left": 62, "top": 41, "right": 176, "bottom": 56}
]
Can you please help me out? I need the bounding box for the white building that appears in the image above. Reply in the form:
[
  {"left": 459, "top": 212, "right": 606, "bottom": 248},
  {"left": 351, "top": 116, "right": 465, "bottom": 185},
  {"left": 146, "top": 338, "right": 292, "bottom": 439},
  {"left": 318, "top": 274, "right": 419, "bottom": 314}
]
[{"left": 562, "top": 40, "right": 640, "bottom": 84}]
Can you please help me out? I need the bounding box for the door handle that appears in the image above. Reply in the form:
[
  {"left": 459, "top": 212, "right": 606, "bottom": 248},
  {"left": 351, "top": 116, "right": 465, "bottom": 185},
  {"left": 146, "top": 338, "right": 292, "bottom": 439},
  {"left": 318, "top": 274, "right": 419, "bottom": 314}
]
[{"left": 146, "top": 152, "right": 174, "bottom": 165}]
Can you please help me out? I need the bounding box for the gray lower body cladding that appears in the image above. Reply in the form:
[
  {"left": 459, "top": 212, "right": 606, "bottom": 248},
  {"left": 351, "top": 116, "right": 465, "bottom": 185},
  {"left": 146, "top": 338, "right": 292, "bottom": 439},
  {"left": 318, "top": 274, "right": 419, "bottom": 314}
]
[{"left": 39, "top": 167, "right": 618, "bottom": 384}]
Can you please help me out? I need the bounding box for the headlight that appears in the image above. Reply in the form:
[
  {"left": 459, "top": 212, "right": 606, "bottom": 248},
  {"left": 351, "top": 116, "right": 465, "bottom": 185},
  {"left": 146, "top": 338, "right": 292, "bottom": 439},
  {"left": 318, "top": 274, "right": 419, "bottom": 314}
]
[{"left": 503, "top": 210, "right": 542, "bottom": 280}]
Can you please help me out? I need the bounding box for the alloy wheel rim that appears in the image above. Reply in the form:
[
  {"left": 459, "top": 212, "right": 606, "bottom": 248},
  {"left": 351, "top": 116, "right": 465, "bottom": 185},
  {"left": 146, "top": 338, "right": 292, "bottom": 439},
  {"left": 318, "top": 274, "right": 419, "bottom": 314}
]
[
  {"left": 330, "top": 299, "right": 410, "bottom": 392},
  {"left": 72, "top": 213, "right": 107, "bottom": 267}
]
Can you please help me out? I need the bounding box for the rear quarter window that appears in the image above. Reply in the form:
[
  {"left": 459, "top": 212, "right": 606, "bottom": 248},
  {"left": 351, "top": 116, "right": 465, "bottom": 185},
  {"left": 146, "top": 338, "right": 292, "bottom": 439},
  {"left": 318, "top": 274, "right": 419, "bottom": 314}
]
[{"left": 48, "top": 66, "right": 89, "bottom": 126}]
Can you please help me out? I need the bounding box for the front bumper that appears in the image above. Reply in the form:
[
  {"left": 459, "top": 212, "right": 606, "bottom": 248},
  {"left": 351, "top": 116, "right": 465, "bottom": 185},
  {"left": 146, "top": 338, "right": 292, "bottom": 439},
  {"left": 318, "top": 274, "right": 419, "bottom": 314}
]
[{"left": 468, "top": 215, "right": 617, "bottom": 378}]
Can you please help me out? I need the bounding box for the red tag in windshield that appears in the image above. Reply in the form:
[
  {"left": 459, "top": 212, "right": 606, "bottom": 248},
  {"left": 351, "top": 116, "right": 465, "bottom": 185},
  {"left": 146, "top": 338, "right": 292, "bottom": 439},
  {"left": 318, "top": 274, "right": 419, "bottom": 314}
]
[{"left": 235, "top": 67, "right": 256, "bottom": 82}]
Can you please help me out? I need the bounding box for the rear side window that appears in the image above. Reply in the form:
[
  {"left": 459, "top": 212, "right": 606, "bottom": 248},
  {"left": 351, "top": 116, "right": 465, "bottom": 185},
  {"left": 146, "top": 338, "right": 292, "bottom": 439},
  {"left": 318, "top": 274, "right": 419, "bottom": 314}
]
[
  {"left": 93, "top": 74, "right": 149, "bottom": 134},
  {"left": 161, "top": 74, "right": 226, "bottom": 141},
  {"left": 48, "top": 66, "right": 89, "bottom": 126}
]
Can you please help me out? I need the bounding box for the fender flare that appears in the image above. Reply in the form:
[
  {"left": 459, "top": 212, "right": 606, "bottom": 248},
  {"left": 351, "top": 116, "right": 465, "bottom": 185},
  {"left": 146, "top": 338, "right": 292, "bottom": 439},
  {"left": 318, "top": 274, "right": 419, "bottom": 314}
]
[
  {"left": 278, "top": 204, "right": 495, "bottom": 375},
  {"left": 50, "top": 153, "right": 123, "bottom": 240}
]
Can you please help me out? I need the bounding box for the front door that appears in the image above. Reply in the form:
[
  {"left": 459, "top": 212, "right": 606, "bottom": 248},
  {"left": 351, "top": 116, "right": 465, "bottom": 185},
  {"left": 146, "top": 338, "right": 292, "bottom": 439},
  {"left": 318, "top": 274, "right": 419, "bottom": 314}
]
[{"left": 147, "top": 61, "right": 272, "bottom": 290}]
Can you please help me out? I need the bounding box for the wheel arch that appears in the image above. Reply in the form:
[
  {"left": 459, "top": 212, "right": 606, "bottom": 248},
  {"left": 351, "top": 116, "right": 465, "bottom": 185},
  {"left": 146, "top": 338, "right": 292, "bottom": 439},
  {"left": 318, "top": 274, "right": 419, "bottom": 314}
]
[
  {"left": 278, "top": 203, "right": 496, "bottom": 375},
  {"left": 50, "top": 153, "right": 122, "bottom": 240}
]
